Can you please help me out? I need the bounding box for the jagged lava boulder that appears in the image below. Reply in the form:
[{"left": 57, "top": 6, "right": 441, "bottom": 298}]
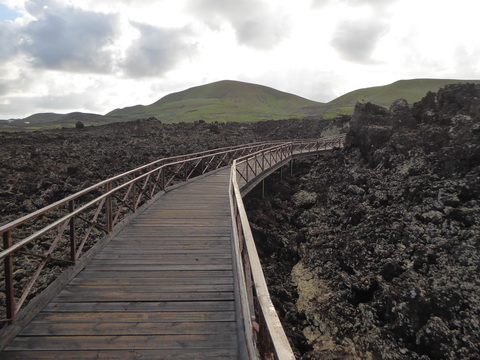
[{"left": 246, "top": 83, "right": 480, "bottom": 360}]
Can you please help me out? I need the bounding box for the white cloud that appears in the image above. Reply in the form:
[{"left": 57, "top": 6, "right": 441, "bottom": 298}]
[
  {"left": 20, "top": 0, "right": 120, "bottom": 73},
  {"left": 331, "top": 19, "right": 389, "bottom": 64},
  {"left": 0, "top": 0, "right": 479, "bottom": 120},
  {"left": 121, "top": 22, "right": 197, "bottom": 78},
  {"left": 187, "top": 0, "right": 291, "bottom": 49}
]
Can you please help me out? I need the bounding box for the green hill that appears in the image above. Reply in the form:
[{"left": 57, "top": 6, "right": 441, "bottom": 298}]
[
  {"left": 106, "top": 80, "right": 325, "bottom": 122},
  {"left": 3, "top": 112, "right": 125, "bottom": 131},
  {"left": 23, "top": 113, "right": 65, "bottom": 123},
  {"left": 323, "top": 78, "right": 480, "bottom": 118},
  {"left": 2, "top": 78, "right": 480, "bottom": 131}
]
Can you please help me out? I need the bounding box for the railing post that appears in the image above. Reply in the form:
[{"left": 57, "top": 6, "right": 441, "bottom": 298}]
[
  {"left": 3, "top": 231, "right": 15, "bottom": 321},
  {"left": 69, "top": 200, "right": 77, "bottom": 263},
  {"left": 105, "top": 182, "right": 113, "bottom": 232},
  {"left": 160, "top": 168, "right": 165, "bottom": 191},
  {"left": 132, "top": 179, "right": 137, "bottom": 211}
]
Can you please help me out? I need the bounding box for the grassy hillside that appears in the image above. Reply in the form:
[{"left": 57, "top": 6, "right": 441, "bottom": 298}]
[
  {"left": 107, "top": 80, "right": 325, "bottom": 122},
  {"left": 2, "top": 112, "right": 125, "bottom": 131},
  {"left": 323, "top": 79, "right": 480, "bottom": 118},
  {"left": 23, "top": 113, "right": 65, "bottom": 123},
  {"left": 2, "top": 78, "right": 480, "bottom": 131}
]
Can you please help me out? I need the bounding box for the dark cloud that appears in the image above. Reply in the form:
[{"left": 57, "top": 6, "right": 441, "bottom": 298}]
[
  {"left": 121, "top": 23, "right": 197, "bottom": 78},
  {"left": 0, "top": 21, "right": 19, "bottom": 61},
  {"left": 187, "top": 0, "right": 290, "bottom": 49},
  {"left": 331, "top": 19, "right": 389, "bottom": 63},
  {"left": 20, "top": 0, "right": 120, "bottom": 73}
]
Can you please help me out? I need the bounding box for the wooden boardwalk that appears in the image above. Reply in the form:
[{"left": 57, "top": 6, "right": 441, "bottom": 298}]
[{"left": 1, "top": 168, "right": 239, "bottom": 359}]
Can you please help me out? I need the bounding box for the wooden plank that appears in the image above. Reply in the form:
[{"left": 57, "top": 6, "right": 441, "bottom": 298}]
[
  {"left": 122, "top": 228, "right": 230, "bottom": 234},
  {"left": 82, "top": 264, "right": 233, "bottom": 271},
  {"left": 91, "top": 253, "right": 232, "bottom": 260},
  {"left": 20, "top": 321, "right": 237, "bottom": 336},
  {"left": 126, "top": 223, "right": 229, "bottom": 227},
  {"left": 98, "top": 249, "right": 231, "bottom": 253},
  {"left": 113, "top": 233, "right": 231, "bottom": 238},
  {"left": 111, "top": 235, "right": 230, "bottom": 240},
  {"left": 31, "top": 311, "right": 235, "bottom": 323},
  {"left": 0, "top": 349, "right": 239, "bottom": 359},
  {"left": 129, "top": 220, "right": 230, "bottom": 224},
  {"left": 110, "top": 239, "right": 231, "bottom": 243},
  {"left": 90, "top": 262, "right": 232, "bottom": 267},
  {"left": 110, "top": 238, "right": 230, "bottom": 242},
  {"left": 5, "top": 333, "right": 238, "bottom": 351},
  {"left": 138, "top": 213, "right": 230, "bottom": 219},
  {"left": 87, "top": 259, "right": 233, "bottom": 264},
  {"left": 96, "top": 248, "right": 232, "bottom": 254},
  {"left": 127, "top": 226, "right": 230, "bottom": 231},
  {"left": 87, "top": 259, "right": 232, "bottom": 266},
  {"left": 61, "top": 284, "right": 234, "bottom": 292},
  {"left": 104, "top": 238, "right": 231, "bottom": 242},
  {"left": 139, "top": 201, "right": 228, "bottom": 206},
  {"left": 44, "top": 301, "right": 235, "bottom": 313},
  {"left": 75, "top": 270, "right": 233, "bottom": 278},
  {"left": 53, "top": 291, "right": 234, "bottom": 302},
  {"left": 69, "top": 277, "right": 234, "bottom": 286},
  {"left": 95, "top": 251, "right": 232, "bottom": 257},
  {"left": 104, "top": 245, "right": 231, "bottom": 250}
]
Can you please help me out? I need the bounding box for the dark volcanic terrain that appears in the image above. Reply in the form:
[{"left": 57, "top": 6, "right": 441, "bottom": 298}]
[
  {"left": 0, "top": 118, "right": 341, "bottom": 225},
  {"left": 0, "top": 117, "right": 342, "bottom": 320},
  {"left": 246, "top": 84, "right": 480, "bottom": 359},
  {"left": 1, "top": 84, "right": 479, "bottom": 360}
]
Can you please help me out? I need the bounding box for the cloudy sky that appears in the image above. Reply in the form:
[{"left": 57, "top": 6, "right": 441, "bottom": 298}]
[{"left": 0, "top": 0, "right": 479, "bottom": 119}]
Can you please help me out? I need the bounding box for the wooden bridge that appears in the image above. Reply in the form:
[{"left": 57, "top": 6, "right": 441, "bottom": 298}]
[{"left": 0, "top": 136, "right": 344, "bottom": 359}]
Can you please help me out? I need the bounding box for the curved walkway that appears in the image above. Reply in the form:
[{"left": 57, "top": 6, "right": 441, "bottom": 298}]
[
  {"left": 1, "top": 168, "right": 238, "bottom": 359},
  {"left": 1, "top": 135, "right": 345, "bottom": 359}
]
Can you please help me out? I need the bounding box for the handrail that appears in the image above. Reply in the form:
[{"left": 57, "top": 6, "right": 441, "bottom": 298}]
[
  {"left": 229, "top": 134, "right": 345, "bottom": 359},
  {"left": 0, "top": 140, "right": 283, "bottom": 322}
]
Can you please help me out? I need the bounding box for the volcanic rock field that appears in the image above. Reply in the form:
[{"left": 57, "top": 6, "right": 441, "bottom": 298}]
[{"left": 1, "top": 84, "right": 479, "bottom": 360}]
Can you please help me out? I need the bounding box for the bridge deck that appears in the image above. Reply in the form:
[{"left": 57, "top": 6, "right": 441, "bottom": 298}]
[{"left": 2, "top": 168, "right": 239, "bottom": 359}]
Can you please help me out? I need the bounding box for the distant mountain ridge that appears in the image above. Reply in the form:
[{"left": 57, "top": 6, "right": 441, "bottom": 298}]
[
  {"left": 22, "top": 112, "right": 123, "bottom": 125},
  {"left": 2, "top": 78, "right": 480, "bottom": 130},
  {"left": 323, "top": 78, "right": 480, "bottom": 117},
  {"left": 106, "top": 80, "right": 325, "bottom": 122}
]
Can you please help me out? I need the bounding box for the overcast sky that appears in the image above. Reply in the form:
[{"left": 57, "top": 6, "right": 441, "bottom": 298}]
[{"left": 0, "top": 0, "right": 479, "bottom": 119}]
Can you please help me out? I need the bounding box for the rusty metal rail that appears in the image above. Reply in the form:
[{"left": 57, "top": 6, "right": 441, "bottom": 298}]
[
  {"left": 229, "top": 135, "right": 345, "bottom": 360},
  {"left": 0, "top": 141, "right": 281, "bottom": 323}
]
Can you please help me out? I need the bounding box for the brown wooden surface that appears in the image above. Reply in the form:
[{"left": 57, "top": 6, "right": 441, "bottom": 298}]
[{"left": 1, "top": 169, "right": 239, "bottom": 359}]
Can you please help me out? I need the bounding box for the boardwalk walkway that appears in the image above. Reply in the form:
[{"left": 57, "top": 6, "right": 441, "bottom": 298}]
[{"left": 1, "top": 168, "right": 239, "bottom": 359}]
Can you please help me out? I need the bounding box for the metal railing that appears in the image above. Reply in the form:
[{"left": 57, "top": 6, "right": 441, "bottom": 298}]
[
  {"left": 229, "top": 135, "right": 345, "bottom": 359},
  {"left": 0, "top": 141, "right": 281, "bottom": 322}
]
